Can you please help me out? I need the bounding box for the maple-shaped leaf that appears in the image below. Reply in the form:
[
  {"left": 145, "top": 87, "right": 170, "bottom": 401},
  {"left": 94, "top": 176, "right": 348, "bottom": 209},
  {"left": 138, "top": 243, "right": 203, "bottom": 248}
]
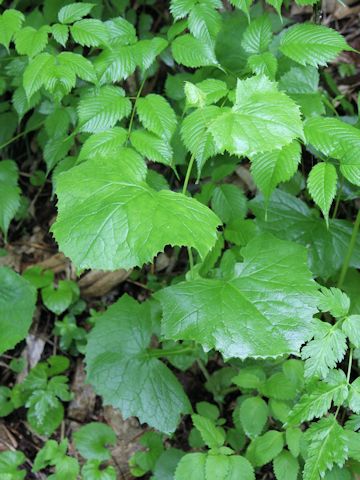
[
  {"left": 209, "top": 75, "right": 303, "bottom": 157},
  {"left": 52, "top": 148, "right": 220, "bottom": 270},
  {"left": 86, "top": 295, "right": 191, "bottom": 434},
  {"left": 157, "top": 234, "right": 319, "bottom": 359}
]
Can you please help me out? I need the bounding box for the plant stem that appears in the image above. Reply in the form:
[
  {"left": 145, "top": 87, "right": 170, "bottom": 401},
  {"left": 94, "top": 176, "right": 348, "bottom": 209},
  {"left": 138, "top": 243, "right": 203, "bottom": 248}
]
[
  {"left": 338, "top": 208, "right": 360, "bottom": 289},
  {"left": 126, "top": 77, "right": 146, "bottom": 144},
  {"left": 182, "top": 153, "right": 196, "bottom": 269},
  {"left": 346, "top": 347, "right": 353, "bottom": 383},
  {"left": 144, "top": 346, "right": 195, "bottom": 358},
  {"left": 182, "top": 153, "right": 196, "bottom": 195},
  {"left": 196, "top": 358, "right": 211, "bottom": 382},
  {"left": 0, "top": 121, "right": 45, "bottom": 150},
  {"left": 332, "top": 173, "right": 343, "bottom": 219}
]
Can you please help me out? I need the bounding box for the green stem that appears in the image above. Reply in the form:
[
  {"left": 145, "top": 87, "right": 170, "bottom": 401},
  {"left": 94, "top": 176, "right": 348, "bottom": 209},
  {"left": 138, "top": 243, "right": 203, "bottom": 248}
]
[
  {"left": 346, "top": 347, "right": 353, "bottom": 383},
  {"left": 338, "top": 208, "right": 360, "bottom": 289},
  {"left": 144, "top": 346, "right": 195, "bottom": 358},
  {"left": 182, "top": 153, "right": 196, "bottom": 269},
  {"left": 196, "top": 358, "right": 211, "bottom": 382},
  {"left": 182, "top": 153, "right": 196, "bottom": 195},
  {"left": 332, "top": 173, "right": 343, "bottom": 219},
  {"left": 0, "top": 121, "right": 45, "bottom": 150},
  {"left": 126, "top": 77, "right": 146, "bottom": 144}
]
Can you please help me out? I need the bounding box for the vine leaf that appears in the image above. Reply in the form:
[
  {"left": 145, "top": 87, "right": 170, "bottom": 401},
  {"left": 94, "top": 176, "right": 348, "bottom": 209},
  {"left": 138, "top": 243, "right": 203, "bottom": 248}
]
[
  {"left": 52, "top": 148, "right": 220, "bottom": 270},
  {"left": 85, "top": 295, "right": 191, "bottom": 434},
  {"left": 157, "top": 234, "right": 319, "bottom": 359}
]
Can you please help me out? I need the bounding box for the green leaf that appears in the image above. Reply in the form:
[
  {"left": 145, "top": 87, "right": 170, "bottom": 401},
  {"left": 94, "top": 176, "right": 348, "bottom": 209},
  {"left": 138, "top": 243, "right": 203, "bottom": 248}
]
[
  {"left": 210, "top": 184, "right": 247, "bottom": 223},
  {"left": 175, "top": 453, "right": 206, "bottom": 480},
  {"left": 95, "top": 45, "right": 137, "bottom": 83},
  {"left": 23, "top": 52, "right": 53, "bottom": 99},
  {"left": 286, "top": 427, "right": 302, "bottom": 457},
  {"left": 70, "top": 19, "right": 110, "bottom": 47},
  {"left": 78, "top": 127, "right": 127, "bottom": 161},
  {"left": 81, "top": 460, "right": 116, "bottom": 480},
  {"left": 0, "top": 9, "right": 24, "bottom": 50},
  {"left": 157, "top": 234, "right": 318, "bottom": 359},
  {"left": 0, "top": 267, "right": 36, "bottom": 355},
  {"left": 301, "top": 320, "right": 347, "bottom": 379},
  {"left": 342, "top": 315, "right": 360, "bottom": 347},
  {"left": 172, "top": 34, "right": 218, "bottom": 67},
  {"left": 153, "top": 449, "right": 185, "bottom": 480},
  {"left": 307, "top": 163, "right": 337, "bottom": 226},
  {"left": 44, "top": 135, "right": 74, "bottom": 172},
  {"left": 58, "top": 3, "right": 95, "bottom": 24},
  {"left": 318, "top": 287, "right": 350, "bottom": 318},
  {"left": 130, "top": 431, "right": 164, "bottom": 476},
  {"left": 280, "top": 23, "right": 352, "bottom": 67},
  {"left": 77, "top": 86, "right": 131, "bottom": 133},
  {"left": 0, "top": 160, "right": 20, "bottom": 238},
  {"left": 170, "top": 0, "right": 197, "bottom": 20},
  {"left": 246, "top": 431, "right": 284, "bottom": 467},
  {"left": 52, "top": 148, "right": 220, "bottom": 270},
  {"left": 250, "top": 189, "right": 360, "bottom": 279},
  {"left": 33, "top": 439, "right": 68, "bottom": 471},
  {"left": 192, "top": 414, "right": 225, "bottom": 449},
  {"left": 262, "top": 372, "right": 298, "bottom": 401},
  {"left": 287, "top": 373, "right": 348, "bottom": 426},
  {"left": 14, "top": 25, "right": 50, "bottom": 57},
  {"left": 58, "top": 52, "right": 97, "bottom": 83},
  {"left": 230, "top": 0, "right": 253, "bottom": 19},
  {"left": 0, "top": 387, "right": 15, "bottom": 417},
  {"left": 205, "top": 454, "right": 230, "bottom": 480},
  {"left": 349, "top": 378, "right": 360, "bottom": 414},
  {"left": 273, "top": 451, "right": 299, "bottom": 480},
  {"left": 85, "top": 295, "right": 191, "bottom": 433},
  {"left": 279, "top": 66, "right": 319, "bottom": 94},
  {"left": 187, "top": 79, "right": 228, "bottom": 107},
  {"left": 12, "top": 86, "right": 41, "bottom": 120},
  {"left": 73, "top": 423, "right": 116, "bottom": 460},
  {"left": 136, "top": 94, "right": 177, "bottom": 140},
  {"left": 239, "top": 397, "right": 268, "bottom": 438},
  {"left": 250, "top": 141, "right": 301, "bottom": 203},
  {"left": 132, "top": 37, "right": 168, "bottom": 71},
  {"left": 266, "top": 0, "right": 283, "bottom": 16},
  {"left": 0, "top": 451, "right": 25, "bottom": 480},
  {"left": 52, "top": 23, "right": 69, "bottom": 46},
  {"left": 53, "top": 455, "right": 79, "bottom": 479},
  {"left": 241, "top": 15, "right": 272, "bottom": 54},
  {"left": 23, "top": 266, "right": 54, "bottom": 289},
  {"left": 303, "top": 417, "right": 348, "bottom": 480},
  {"left": 304, "top": 117, "right": 360, "bottom": 186},
  {"left": 209, "top": 75, "right": 303, "bottom": 157},
  {"left": 188, "top": 3, "right": 221, "bottom": 43},
  {"left": 247, "top": 52, "right": 278, "bottom": 79},
  {"left": 105, "top": 16, "right": 137, "bottom": 46},
  {"left": 130, "top": 129, "right": 173, "bottom": 166},
  {"left": 181, "top": 106, "right": 221, "bottom": 174},
  {"left": 41, "top": 280, "right": 78, "bottom": 315}
]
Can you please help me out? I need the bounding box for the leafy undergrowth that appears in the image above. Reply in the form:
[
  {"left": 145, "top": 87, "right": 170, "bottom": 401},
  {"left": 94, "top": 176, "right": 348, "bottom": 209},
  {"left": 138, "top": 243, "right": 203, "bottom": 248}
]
[{"left": 0, "top": 0, "right": 360, "bottom": 479}]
